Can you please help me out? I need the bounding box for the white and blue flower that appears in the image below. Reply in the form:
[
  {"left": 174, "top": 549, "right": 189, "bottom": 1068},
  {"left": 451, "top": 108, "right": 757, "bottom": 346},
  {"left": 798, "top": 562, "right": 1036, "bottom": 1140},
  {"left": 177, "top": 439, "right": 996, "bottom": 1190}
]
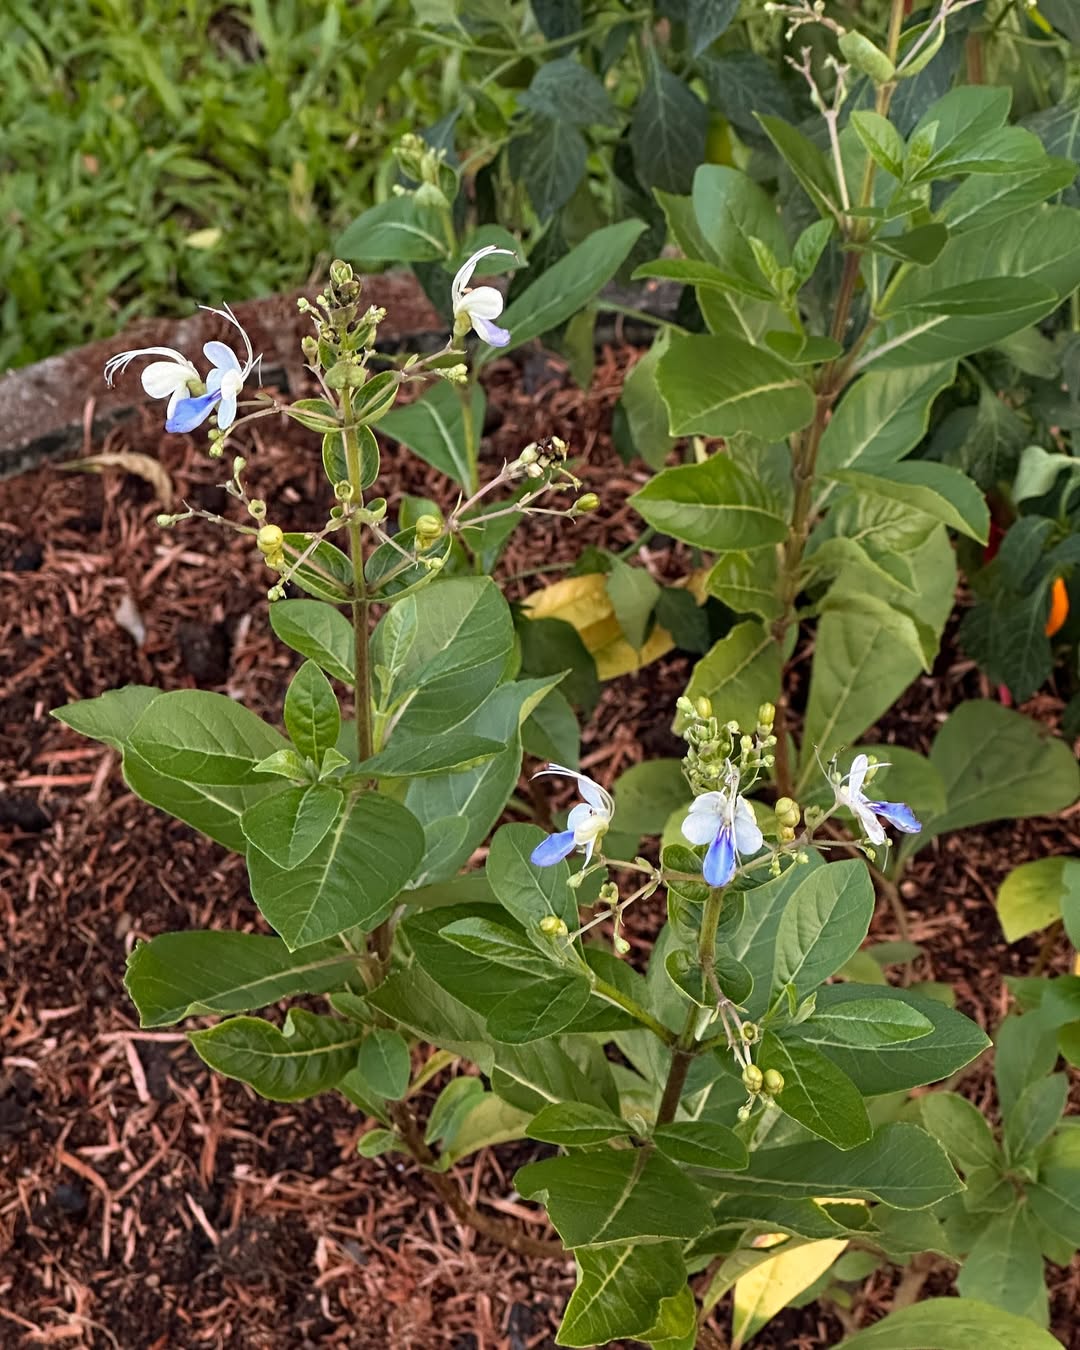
[
  {"left": 838, "top": 753, "right": 921, "bottom": 846},
  {"left": 452, "top": 245, "right": 515, "bottom": 348},
  {"left": 529, "top": 764, "right": 614, "bottom": 868},
  {"left": 103, "top": 304, "right": 259, "bottom": 434},
  {"left": 681, "top": 772, "right": 764, "bottom": 888}
]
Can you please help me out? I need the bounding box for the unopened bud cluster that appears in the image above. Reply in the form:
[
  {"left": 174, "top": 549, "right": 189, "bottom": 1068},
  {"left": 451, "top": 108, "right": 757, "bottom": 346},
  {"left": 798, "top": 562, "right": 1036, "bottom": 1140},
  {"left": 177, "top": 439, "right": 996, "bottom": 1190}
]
[
  {"left": 512, "top": 436, "right": 570, "bottom": 479},
  {"left": 297, "top": 260, "right": 386, "bottom": 374},
  {"left": 678, "top": 699, "right": 777, "bottom": 797},
  {"left": 737, "top": 1062, "right": 785, "bottom": 1121}
]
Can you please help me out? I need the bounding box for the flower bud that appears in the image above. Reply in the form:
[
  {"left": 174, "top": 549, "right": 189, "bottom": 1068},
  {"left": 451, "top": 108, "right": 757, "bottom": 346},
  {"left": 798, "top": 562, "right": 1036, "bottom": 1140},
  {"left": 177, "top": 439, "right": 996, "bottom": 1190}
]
[
  {"left": 763, "top": 1068, "right": 785, "bottom": 1095},
  {"left": 518, "top": 444, "right": 539, "bottom": 465},
  {"left": 539, "top": 915, "right": 568, "bottom": 937},
  {"left": 208, "top": 444, "right": 224, "bottom": 459},
  {"left": 232, "top": 456, "right": 247, "bottom": 477},
  {"left": 156, "top": 513, "right": 177, "bottom": 528},
  {"left": 414, "top": 514, "right": 443, "bottom": 548},
  {"left": 613, "top": 934, "right": 631, "bottom": 955},
  {"left": 774, "top": 797, "right": 800, "bottom": 828},
  {"left": 757, "top": 702, "right": 775, "bottom": 729},
  {"left": 257, "top": 524, "right": 285, "bottom": 555},
  {"left": 267, "top": 584, "right": 285, "bottom": 601},
  {"left": 301, "top": 336, "right": 319, "bottom": 363},
  {"left": 329, "top": 259, "right": 354, "bottom": 288},
  {"left": 574, "top": 493, "right": 600, "bottom": 514},
  {"left": 740, "top": 1021, "right": 758, "bottom": 1042},
  {"left": 695, "top": 696, "right": 712, "bottom": 720},
  {"left": 526, "top": 462, "right": 544, "bottom": 479},
  {"left": 334, "top": 480, "right": 355, "bottom": 502},
  {"left": 742, "top": 1064, "right": 764, "bottom": 1093},
  {"left": 737, "top": 1103, "right": 752, "bottom": 1123}
]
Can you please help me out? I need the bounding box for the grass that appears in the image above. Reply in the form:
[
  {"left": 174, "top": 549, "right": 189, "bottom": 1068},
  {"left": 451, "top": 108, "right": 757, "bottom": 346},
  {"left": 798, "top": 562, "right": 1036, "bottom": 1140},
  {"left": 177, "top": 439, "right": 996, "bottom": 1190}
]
[{"left": 1, "top": 0, "right": 448, "bottom": 369}]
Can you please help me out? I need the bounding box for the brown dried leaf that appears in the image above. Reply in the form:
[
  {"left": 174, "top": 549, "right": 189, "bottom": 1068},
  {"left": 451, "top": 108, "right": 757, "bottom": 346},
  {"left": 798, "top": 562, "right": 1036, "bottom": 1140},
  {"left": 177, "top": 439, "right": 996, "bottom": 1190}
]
[{"left": 62, "top": 451, "right": 174, "bottom": 508}]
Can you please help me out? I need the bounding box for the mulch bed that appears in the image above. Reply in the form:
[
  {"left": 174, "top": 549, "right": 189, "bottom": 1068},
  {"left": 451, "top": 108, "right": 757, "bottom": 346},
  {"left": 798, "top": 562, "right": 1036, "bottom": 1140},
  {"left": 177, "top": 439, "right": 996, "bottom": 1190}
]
[{"left": 2, "top": 336, "right": 1079, "bottom": 1349}]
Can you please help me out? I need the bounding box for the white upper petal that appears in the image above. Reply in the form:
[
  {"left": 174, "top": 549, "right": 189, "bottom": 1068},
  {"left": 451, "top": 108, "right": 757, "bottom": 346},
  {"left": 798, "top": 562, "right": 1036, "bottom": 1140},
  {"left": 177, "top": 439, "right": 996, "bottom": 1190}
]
[
  {"left": 141, "top": 360, "right": 194, "bottom": 399},
  {"left": 733, "top": 797, "right": 764, "bottom": 856},
  {"left": 681, "top": 808, "right": 720, "bottom": 846},
  {"left": 847, "top": 753, "right": 869, "bottom": 797},
  {"left": 452, "top": 246, "right": 516, "bottom": 310},
  {"left": 456, "top": 285, "right": 505, "bottom": 321},
  {"left": 533, "top": 764, "right": 613, "bottom": 819},
  {"left": 204, "top": 340, "right": 241, "bottom": 374},
  {"left": 853, "top": 797, "right": 886, "bottom": 845}
]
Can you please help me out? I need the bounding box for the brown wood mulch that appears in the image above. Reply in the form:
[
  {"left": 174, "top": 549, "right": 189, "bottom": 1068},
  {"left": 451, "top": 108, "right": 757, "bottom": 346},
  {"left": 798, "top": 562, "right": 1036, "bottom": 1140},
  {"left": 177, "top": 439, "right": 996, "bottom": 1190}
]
[{"left": 2, "top": 340, "right": 1079, "bottom": 1349}]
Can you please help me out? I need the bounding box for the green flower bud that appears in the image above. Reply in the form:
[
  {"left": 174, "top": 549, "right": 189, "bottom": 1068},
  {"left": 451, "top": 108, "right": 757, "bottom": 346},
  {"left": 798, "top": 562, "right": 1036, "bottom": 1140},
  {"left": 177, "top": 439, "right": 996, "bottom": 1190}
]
[
  {"left": 156, "top": 513, "right": 177, "bottom": 528},
  {"left": 267, "top": 584, "right": 285, "bottom": 601},
  {"left": 329, "top": 259, "right": 354, "bottom": 288},
  {"left": 539, "top": 915, "right": 568, "bottom": 937},
  {"left": 598, "top": 881, "right": 619, "bottom": 906},
  {"left": 208, "top": 444, "right": 224, "bottom": 459},
  {"left": 518, "top": 444, "right": 539, "bottom": 465},
  {"left": 838, "top": 30, "right": 896, "bottom": 84},
  {"left": 232, "top": 455, "right": 247, "bottom": 477},
  {"left": 574, "top": 493, "right": 600, "bottom": 514},
  {"left": 763, "top": 1068, "right": 785, "bottom": 1095},
  {"left": 737, "top": 1103, "right": 752, "bottom": 1123},
  {"left": 740, "top": 1022, "right": 758, "bottom": 1043},
  {"left": 757, "top": 702, "right": 775, "bottom": 729},
  {"left": 301, "top": 336, "right": 319, "bottom": 363},
  {"left": 613, "top": 934, "right": 631, "bottom": 955},
  {"left": 257, "top": 524, "right": 284, "bottom": 555},
  {"left": 695, "top": 696, "right": 713, "bottom": 720},
  {"left": 526, "top": 462, "right": 544, "bottom": 479},
  {"left": 742, "top": 1064, "right": 764, "bottom": 1093},
  {"left": 414, "top": 514, "right": 443, "bottom": 548},
  {"left": 774, "top": 797, "right": 801, "bottom": 829}
]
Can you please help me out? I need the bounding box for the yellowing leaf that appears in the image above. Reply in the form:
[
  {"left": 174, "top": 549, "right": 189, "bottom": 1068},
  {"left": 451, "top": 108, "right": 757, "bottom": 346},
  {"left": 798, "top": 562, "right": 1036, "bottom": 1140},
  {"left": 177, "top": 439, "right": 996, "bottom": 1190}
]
[
  {"left": 62, "top": 451, "right": 174, "bottom": 508},
  {"left": 521, "top": 571, "right": 707, "bottom": 681},
  {"left": 185, "top": 227, "right": 222, "bottom": 249},
  {"left": 732, "top": 1238, "right": 848, "bottom": 1348}
]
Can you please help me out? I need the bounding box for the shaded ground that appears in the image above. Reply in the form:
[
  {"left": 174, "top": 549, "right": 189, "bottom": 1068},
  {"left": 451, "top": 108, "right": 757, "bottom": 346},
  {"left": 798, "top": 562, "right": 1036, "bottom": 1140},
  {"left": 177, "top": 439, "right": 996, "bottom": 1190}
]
[{"left": 2, "top": 341, "right": 1079, "bottom": 1348}]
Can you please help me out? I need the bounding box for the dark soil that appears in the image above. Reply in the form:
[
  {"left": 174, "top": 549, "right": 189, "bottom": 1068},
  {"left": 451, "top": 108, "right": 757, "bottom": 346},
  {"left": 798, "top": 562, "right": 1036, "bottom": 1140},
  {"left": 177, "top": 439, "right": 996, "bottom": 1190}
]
[{"left": 2, "top": 339, "right": 1079, "bottom": 1349}]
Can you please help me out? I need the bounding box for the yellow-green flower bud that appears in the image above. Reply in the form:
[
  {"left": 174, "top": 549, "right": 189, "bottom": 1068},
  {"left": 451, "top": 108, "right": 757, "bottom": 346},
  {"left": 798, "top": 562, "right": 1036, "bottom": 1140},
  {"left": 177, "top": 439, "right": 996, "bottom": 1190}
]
[
  {"left": 740, "top": 1021, "right": 758, "bottom": 1042},
  {"left": 539, "top": 915, "right": 568, "bottom": 937},
  {"left": 301, "top": 336, "right": 319, "bottom": 362},
  {"left": 758, "top": 702, "right": 775, "bottom": 727},
  {"left": 774, "top": 797, "right": 800, "bottom": 828},
  {"left": 414, "top": 514, "right": 443, "bottom": 549},
  {"left": 518, "top": 444, "right": 539, "bottom": 465},
  {"left": 257, "top": 524, "right": 285, "bottom": 555},
  {"left": 574, "top": 493, "right": 600, "bottom": 514},
  {"left": 838, "top": 30, "right": 896, "bottom": 84},
  {"left": 232, "top": 455, "right": 247, "bottom": 477},
  {"left": 526, "top": 462, "right": 544, "bottom": 479},
  {"left": 334, "top": 480, "right": 355, "bottom": 502},
  {"left": 156, "top": 513, "right": 177, "bottom": 528},
  {"left": 737, "top": 1103, "right": 752, "bottom": 1123},
  {"left": 695, "top": 696, "right": 713, "bottom": 720},
  {"left": 763, "top": 1068, "right": 785, "bottom": 1095},
  {"left": 329, "top": 259, "right": 354, "bottom": 287},
  {"left": 613, "top": 934, "right": 631, "bottom": 955},
  {"left": 742, "top": 1064, "right": 764, "bottom": 1093}
]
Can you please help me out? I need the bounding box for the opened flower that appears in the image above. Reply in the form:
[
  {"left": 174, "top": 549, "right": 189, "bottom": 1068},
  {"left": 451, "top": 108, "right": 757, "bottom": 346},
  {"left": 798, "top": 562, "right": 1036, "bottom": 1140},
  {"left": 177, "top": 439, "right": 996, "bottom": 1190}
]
[
  {"left": 529, "top": 764, "right": 614, "bottom": 867},
  {"left": 838, "top": 754, "right": 920, "bottom": 845},
  {"left": 166, "top": 305, "right": 259, "bottom": 433},
  {"left": 104, "top": 345, "right": 200, "bottom": 421},
  {"left": 681, "top": 771, "right": 764, "bottom": 888},
  {"left": 452, "top": 245, "right": 516, "bottom": 347}
]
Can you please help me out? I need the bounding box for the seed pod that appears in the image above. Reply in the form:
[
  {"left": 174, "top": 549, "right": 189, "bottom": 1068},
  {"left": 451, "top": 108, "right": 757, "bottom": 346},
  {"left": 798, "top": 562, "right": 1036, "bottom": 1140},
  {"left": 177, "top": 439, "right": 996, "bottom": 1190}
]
[{"left": 838, "top": 30, "right": 896, "bottom": 84}]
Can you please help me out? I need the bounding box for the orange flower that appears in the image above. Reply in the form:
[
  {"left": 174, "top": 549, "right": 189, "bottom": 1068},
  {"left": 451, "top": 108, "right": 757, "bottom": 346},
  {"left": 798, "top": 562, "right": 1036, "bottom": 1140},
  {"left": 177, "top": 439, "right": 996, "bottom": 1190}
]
[{"left": 1046, "top": 576, "right": 1069, "bottom": 637}]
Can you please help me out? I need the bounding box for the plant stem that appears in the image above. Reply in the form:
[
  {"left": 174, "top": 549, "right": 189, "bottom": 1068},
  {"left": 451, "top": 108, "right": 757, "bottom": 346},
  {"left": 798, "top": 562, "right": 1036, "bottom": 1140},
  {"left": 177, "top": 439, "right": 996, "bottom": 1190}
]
[
  {"left": 385, "top": 1100, "right": 563, "bottom": 1260},
  {"left": 460, "top": 380, "right": 479, "bottom": 494},
  {"left": 592, "top": 976, "right": 678, "bottom": 1046},
  {"left": 656, "top": 889, "right": 724, "bottom": 1125},
  {"left": 341, "top": 389, "right": 374, "bottom": 766}
]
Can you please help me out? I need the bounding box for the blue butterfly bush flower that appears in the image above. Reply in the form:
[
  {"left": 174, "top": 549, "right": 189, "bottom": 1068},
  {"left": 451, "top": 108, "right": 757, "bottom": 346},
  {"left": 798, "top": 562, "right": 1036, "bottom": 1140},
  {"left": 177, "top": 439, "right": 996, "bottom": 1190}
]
[
  {"left": 104, "top": 304, "right": 260, "bottom": 434},
  {"left": 680, "top": 766, "right": 764, "bottom": 888},
  {"left": 837, "top": 753, "right": 921, "bottom": 844},
  {"left": 529, "top": 764, "right": 614, "bottom": 868}
]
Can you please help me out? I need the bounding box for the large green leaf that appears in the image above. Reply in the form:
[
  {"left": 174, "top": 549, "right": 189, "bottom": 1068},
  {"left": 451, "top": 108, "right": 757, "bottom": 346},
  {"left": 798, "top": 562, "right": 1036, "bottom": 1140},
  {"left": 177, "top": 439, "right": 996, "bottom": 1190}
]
[
  {"left": 128, "top": 690, "right": 289, "bottom": 786},
  {"left": 916, "top": 700, "right": 1079, "bottom": 847},
  {"left": 487, "top": 822, "right": 579, "bottom": 932},
  {"left": 516, "top": 118, "right": 587, "bottom": 220},
  {"left": 378, "top": 380, "right": 484, "bottom": 491},
  {"left": 691, "top": 164, "right": 790, "bottom": 297},
  {"left": 515, "top": 1149, "right": 712, "bottom": 1247},
  {"left": 839, "top": 1299, "right": 1062, "bottom": 1348},
  {"left": 729, "top": 853, "right": 827, "bottom": 1019},
  {"left": 190, "top": 1009, "right": 361, "bottom": 1101},
  {"left": 827, "top": 462, "right": 989, "bottom": 544},
  {"left": 771, "top": 860, "right": 874, "bottom": 1003},
  {"left": 240, "top": 784, "right": 343, "bottom": 870},
  {"left": 125, "top": 931, "right": 358, "bottom": 1028},
  {"left": 681, "top": 621, "right": 782, "bottom": 737},
  {"left": 284, "top": 661, "right": 340, "bottom": 765},
  {"left": 269, "top": 601, "right": 354, "bottom": 684},
  {"left": 707, "top": 1122, "right": 961, "bottom": 1209},
  {"left": 630, "top": 454, "right": 788, "bottom": 552},
  {"left": 656, "top": 334, "right": 815, "bottom": 440},
  {"left": 1005, "top": 1074, "right": 1068, "bottom": 1165},
  {"left": 652, "top": 1121, "right": 748, "bottom": 1172},
  {"left": 617, "top": 328, "right": 676, "bottom": 469},
  {"left": 630, "top": 46, "right": 707, "bottom": 194},
  {"left": 518, "top": 56, "right": 617, "bottom": 127},
  {"left": 817, "top": 362, "right": 957, "bottom": 480},
  {"left": 491, "top": 1039, "right": 619, "bottom": 1116},
  {"left": 336, "top": 196, "right": 447, "bottom": 266},
  {"left": 919, "top": 1091, "right": 999, "bottom": 1171},
  {"left": 760, "top": 1033, "right": 872, "bottom": 1150},
  {"left": 558, "top": 1242, "right": 687, "bottom": 1349},
  {"left": 365, "top": 963, "right": 492, "bottom": 1069},
  {"left": 53, "top": 685, "right": 160, "bottom": 749},
  {"left": 122, "top": 750, "right": 278, "bottom": 853},
  {"left": 357, "top": 1028, "right": 411, "bottom": 1100},
  {"left": 956, "top": 1207, "right": 1047, "bottom": 1323},
  {"left": 358, "top": 734, "right": 504, "bottom": 778},
  {"left": 796, "top": 999, "right": 933, "bottom": 1050},
  {"left": 996, "top": 857, "right": 1080, "bottom": 943},
  {"left": 941, "top": 161, "right": 1078, "bottom": 232},
  {"left": 492, "top": 220, "right": 646, "bottom": 361},
  {"left": 248, "top": 790, "right": 424, "bottom": 948},
  {"left": 797, "top": 984, "right": 990, "bottom": 1094}
]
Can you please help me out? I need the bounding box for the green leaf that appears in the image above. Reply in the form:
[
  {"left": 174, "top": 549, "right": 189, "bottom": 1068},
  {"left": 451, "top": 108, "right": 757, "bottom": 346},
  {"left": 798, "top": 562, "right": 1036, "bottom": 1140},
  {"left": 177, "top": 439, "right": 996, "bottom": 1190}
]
[
  {"left": 682, "top": 621, "right": 782, "bottom": 736},
  {"left": 522, "top": 688, "right": 580, "bottom": 769},
  {"left": 918, "top": 701, "right": 1079, "bottom": 846},
  {"left": 366, "top": 964, "right": 491, "bottom": 1069},
  {"left": 284, "top": 661, "right": 340, "bottom": 766},
  {"left": 606, "top": 557, "right": 660, "bottom": 652},
  {"left": 558, "top": 1242, "right": 687, "bottom": 1348},
  {"left": 653, "top": 1121, "right": 749, "bottom": 1171},
  {"left": 282, "top": 533, "right": 354, "bottom": 604},
  {"left": 269, "top": 601, "right": 354, "bottom": 684},
  {"left": 994, "top": 1013, "right": 1061, "bottom": 1118},
  {"left": 378, "top": 380, "right": 484, "bottom": 491},
  {"left": 772, "top": 860, "right": 874, "bottom": 1003},
  {"left": 190, "top": 1009, "right": 362, "bottom": 1101},
  {"left": 630, "top": 46, "right": 707, "bottom": 194},
  {"left": 1029, "top": 1161, "right": 1080, "bottom": 1249},
  {"left": 240, "top": 784, "right": 343, "bottom": 870},
  {"left": 611, "top": 760, "right": 691, "bottom": 839},
  {"left": 125, "top": 931, "right": 358, "bottom": 1028},
  {"left": 336, "top": 196, "right": 447, "bottom": 266},
  {"left": 761, "top": 1033, "right": 872, "bottom": 1150},
  {"left": 358, "top": 733, "right": 504, "bottom": 778},
  {"left": 687, "top": 0, "right": 738, "bottom": 56},
  {"left": 248, "top": 790, "right": 424, "bottom": 948},
  {"left": 710, "top": 1122, "right": 962, "bottom": 1209},
  {"left": 440, "top": 1091, "right": 531, "bottom": 1165},
  {"left": 919, "top": 1091, "right": 999, "bottom": 1171},
  {"left": 617, "top": 330, "right": 676, "bottom": 470},
  {"left": 655, "top": 334, "right": 815, "bottom": 441},
  {"left": 492, "top": 1039, "right": 618, "bottom": 1116},
  {"left": 632, "top": 455, "right": 788, "bottom": 552},
  {"left": 493, "top": 220, "right": 646, "bottom": 360},
  {"left": 358, "top": 1028, "right": 411, "bottom": 1100},
  {"left": 797, "top": 999, "right": 933, "bottom": 1049},
  {"left": 756, "top": 114, "right": 839, "bottom": 218},
  {"left": 487, "top": 822, "right": 579, "bottom": 931},
  {"left": 706, "top": 551, "right": 783, "bottom": 622},
  {"left": 519, "top": 56, "right": 617, "bottom": 126},
  {"left": 122, "top": 749, "right": 278, "bottom": 854},
  {"left": 53, "top": 685, "right": 160, "bottom": 749},
  {"left": 956, "top": 1207, "right": 1047, "bottom": 1323},
  {"left": 1005, "top": 1074, "right": 1068, "bottom": 1164},
  {"left": 517, "top": 118, "right": 587, "bottom": 220},
  {"left": 827, "top": 463, "right": 989, "bottom": 544},
  {"left": 128, "top": 690, "right": 289, "bottom": 786},
  {"left": 691, "top": 164, "right": 791, "bottom": 297},
  {"left": 526, "top": 1102, "right": 631, "bottom": 1147},
  {"left": 850, "top": 110, "right": 905, "bottom": 178},
  {"left": 839, "top": 1298, "right": 1063, "bottom": 1348},
  {"left": 997, "top": 857, "right": 1080, "bottom": 944},
  {"left": 817, "top": 362, "right": 956, "bottom": 480},
  {"left": 800, "top": 984, "right": 990, "bottom": 1095},
  {"left": 515, "top": 1150, "right": 712, "bottom": 1247},
  {"left": 941, "top": 160, "right": 1078, "bottom": 232}
]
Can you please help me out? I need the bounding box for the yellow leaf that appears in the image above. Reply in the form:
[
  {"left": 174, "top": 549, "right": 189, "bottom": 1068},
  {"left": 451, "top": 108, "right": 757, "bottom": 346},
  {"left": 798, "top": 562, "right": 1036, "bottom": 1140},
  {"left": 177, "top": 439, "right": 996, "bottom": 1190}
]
[
  {"left": 185, "top": 227, "right": 222, "bottom": 249},
  {"left": 732, "top": 1238, "right": 848, "bottom": 1348},
  {"left": 521, "top": 570, "right": 708, "bottom": 681}
]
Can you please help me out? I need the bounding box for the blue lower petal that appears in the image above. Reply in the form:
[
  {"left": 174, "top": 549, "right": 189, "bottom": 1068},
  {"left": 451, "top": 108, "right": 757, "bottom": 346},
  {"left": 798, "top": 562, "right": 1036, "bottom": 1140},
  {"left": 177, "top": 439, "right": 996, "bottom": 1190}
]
[
  {"left": 530, "top": 829, "right": 577, "bottom": 867},
  {"left": 167, "top": 390, "right": 221, "bottom": 433},
  {"left": 869, "top": 800, "right": 921, "bottom": 834},
  {"left": 703, "top": 824, "right": 736, "bottom": 887}
]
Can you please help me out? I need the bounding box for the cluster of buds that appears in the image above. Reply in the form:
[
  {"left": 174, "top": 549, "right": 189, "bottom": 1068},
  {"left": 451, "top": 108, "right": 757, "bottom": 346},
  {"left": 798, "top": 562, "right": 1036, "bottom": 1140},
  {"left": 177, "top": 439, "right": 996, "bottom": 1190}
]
[
  {"left": 737, "top": 1062, "right": 786, "bottom": 1122},
  {"left": 773, "top": 794, "right": 801, "bottom": 843},
  {"left": 512, "top": 436, "right": 570, "bottom": 480},
  {"left": 678, "top": 698, "right": 777, "bottom": 797},
  {"left": 297, "top": 260, "right": 385, "bottom": 373},
  {"left": 392, "top": 133, "right": 456, "bottom": 212}
]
